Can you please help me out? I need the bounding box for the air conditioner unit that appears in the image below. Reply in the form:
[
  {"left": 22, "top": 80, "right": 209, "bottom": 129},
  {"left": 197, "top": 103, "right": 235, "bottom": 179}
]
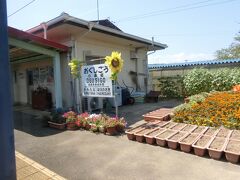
[
  {"left": 84, "top": 97, "right": 103, "bottom": 112},
  {"left": 130, "top": 51, "right": 138, "bottom": 60},
  {"left": 108, "top": 85, "right": 122, "bottom": 107}
]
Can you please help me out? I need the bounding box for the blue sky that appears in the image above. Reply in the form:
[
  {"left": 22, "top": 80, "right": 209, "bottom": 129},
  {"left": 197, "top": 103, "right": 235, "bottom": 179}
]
[{"left": 7, "top": 0, "right": 240, "bottom": 64}]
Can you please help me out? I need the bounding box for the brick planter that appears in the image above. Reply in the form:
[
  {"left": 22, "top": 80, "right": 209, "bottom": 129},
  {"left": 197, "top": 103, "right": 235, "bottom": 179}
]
[
  {"left": 224, "top": 139, "right": 240, "bottom": 163},
  {"left": 179, "top": 133, "right": 200, "bottom": 153},
  {"left": 207, "top": 137, "right": 228, "bottom": 160},
  {"left": 155, "top": 129, "right": 177, "bottom": 147},
  {"left": 192, "top": 135, "right": 213, "bottom": 156}
]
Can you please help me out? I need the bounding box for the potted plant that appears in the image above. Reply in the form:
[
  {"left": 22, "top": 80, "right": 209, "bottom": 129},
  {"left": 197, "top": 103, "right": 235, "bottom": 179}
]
[
  {"left": 116, "top": 117, "right": 127, "bottom": 133},
  {"left": 63, "top": 111, "right": 78, "bottom": 130},
  {"left": 76, "top": 112, "right": 89, "bottom": 129},
  {"left": 48, "top": 108, "right": 66, "bottom": 130},
  {"left": 105, "top": 117, "right": 118, "bottom": 136},
  {"left": 98, "top": 115, "right": 108, "bottom": 133}
]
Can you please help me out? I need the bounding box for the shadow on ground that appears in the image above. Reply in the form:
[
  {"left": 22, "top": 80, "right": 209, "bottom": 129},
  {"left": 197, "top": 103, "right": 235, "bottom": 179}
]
[
  {"left": 14, "top": 99, "right": 183, "bottom": 137},
  {"left": 104, "top": 99, "right": 183, "bottom": 126},
  {"left": 14, "top": 111, "right": 64, "bottom": 137}
]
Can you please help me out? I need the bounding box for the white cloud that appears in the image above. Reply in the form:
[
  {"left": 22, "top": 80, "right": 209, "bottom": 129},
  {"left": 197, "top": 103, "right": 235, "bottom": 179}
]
[{"left": 148, "top": 52, "right": 215, "bottom": 64}]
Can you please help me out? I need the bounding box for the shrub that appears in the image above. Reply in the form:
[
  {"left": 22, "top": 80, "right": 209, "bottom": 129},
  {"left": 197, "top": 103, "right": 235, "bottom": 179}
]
[
  {"left": 211, "top": 68, "right": 234, "bottom": 91},
  {"left": 183, "top": 68, "right": 212, "bottom": 96},
  {"left": 183, "top": 68, "right": 240, "bottom": 95},
  {"left": 158, "top": 76, "right": 183, "bottom": 98}
]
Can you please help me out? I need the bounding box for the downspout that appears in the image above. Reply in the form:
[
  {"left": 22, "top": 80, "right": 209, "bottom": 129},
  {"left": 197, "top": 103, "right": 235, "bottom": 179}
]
[
  {"left": 147, "top": 37, "right": 156, "bottom": 56},
  {"left": 146, "top": 37, "right": 156, "bottom": 93},
  {"left": 40, "top": 22, "right": 48, "bottom": 39}
]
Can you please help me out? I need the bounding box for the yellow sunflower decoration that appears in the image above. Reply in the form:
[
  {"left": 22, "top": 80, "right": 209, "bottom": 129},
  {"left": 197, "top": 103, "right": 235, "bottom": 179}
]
[
  {"left": 68, "top": 59, "right": 83, "bottom": 78},
  {"left": 105, "top": 51, "right": 124, "bottom": 80}
]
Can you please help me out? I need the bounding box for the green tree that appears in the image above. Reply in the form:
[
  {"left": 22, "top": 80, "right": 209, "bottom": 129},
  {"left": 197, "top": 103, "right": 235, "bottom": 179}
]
[{"left": 216, "top": 32, "right": 240, "bottom": 59}]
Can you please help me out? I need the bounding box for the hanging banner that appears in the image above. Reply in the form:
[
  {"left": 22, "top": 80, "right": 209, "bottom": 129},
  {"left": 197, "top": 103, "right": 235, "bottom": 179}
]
[{"left": 82, "top": 64, "right": 113, "bottom": 97}]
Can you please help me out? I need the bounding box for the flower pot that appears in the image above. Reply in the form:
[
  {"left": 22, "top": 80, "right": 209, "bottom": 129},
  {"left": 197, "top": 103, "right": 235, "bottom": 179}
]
[
  {"left": 66, "top": 122, "right": 78, "bottom": 130},
  {"left": 135, "top": 128, "right": 157, "bottom": 143},
  {"left": 203, "top": 127, "right": 219, "bottom": 136},
  {"left": 84, "top": 123, "right": 91, "bottom": 130},
  {"left": 179, "top": 133, "right": 200, "bottom": 153},
  {"left": 48, "top": 121, "right": 66, "bottom": 130},
  {"left": 155, "top": 129, "right": 177, "bottom": 147},
  {"left": 166, "top": 131, "right": 188, "bottom": 150},
  {"left": 224, "top": 139, "right": 240, "bottom": 163},
  {"left": 191, "top": 126, "right": 208, "bottom": 134},
  {"left": 170, "top": 123, "right": 187, "bottom": 131},
  {"left": 98, "top": 126, "right": 106, "bottom": 134},
  {"left": 216, "top": 128, "right": 232, "bottom": 138},
  {"left": 143, "top": 108, "right": 172, "bottom": 122},
  {"left": 125, "top": 123, "right": 148, "bottom": 140},
  {"left": 229, "top": 130, "right": 240, "bottom": 140},
  {"left": 106, "top": 126, "right": 118, "bottom": 136},
  {"left": 144, "top": 128, "right": 165, "bottom": 145},
  {"left": 156, "top": 121, "right": 170, "bottom": 128},
  {"left": 207, "top": 137, "right": 228, "bottom": 160},
  {"left": 192, "top": 135, "right": 213, "bottom": 156},
  {"left": 90, "top": 124, "right": 98, "bottom": 132},
  {"left": 161, "top": 121, "right": 177, "bottom": 129},
  {"left": 116, "top": 124, "right": 125, "bottom": 133},
  {"left": 180, "top": 124, "right": 197, "bottom": 133}
]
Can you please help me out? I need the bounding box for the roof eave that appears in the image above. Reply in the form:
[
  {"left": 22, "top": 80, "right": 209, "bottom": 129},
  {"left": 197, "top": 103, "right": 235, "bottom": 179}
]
[{"left": 27, "top": 13, "right": 167, "bottom": 50}]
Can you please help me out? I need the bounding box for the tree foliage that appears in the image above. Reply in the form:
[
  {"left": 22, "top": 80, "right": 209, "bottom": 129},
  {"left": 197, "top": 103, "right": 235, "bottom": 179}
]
[{"left": 216, "top": 32, "right": 240, "bottom": 59}]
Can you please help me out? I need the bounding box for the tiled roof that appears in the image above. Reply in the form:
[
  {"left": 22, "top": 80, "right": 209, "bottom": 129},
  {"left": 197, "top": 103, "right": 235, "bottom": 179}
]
[
  {"left": 91, "top": 19, "right": 122, "bottom": 31},
  {"left": 148, "top": 59, "right": 240, "bottom": 69}
]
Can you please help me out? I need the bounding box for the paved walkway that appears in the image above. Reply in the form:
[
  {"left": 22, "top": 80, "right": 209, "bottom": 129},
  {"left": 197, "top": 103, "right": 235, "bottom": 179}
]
[{"left": 16, "top": 151, "right": 65, "bottom": 180}]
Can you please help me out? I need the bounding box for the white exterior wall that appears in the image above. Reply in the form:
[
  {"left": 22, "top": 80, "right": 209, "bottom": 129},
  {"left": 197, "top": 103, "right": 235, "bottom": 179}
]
[{"left": 75, "top": 37, "right": 148, "bottom": 92}]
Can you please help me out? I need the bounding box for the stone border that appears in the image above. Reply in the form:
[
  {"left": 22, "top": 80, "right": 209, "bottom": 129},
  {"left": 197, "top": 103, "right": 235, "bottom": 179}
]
[{"left": 16, "top": 151, "right": 66, "bottom": 180}]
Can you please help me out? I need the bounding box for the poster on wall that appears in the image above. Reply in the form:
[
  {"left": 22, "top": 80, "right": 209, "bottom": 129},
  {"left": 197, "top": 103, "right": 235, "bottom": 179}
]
[{"left": 82, "top": 64, "right": 113, "bottom": 97}]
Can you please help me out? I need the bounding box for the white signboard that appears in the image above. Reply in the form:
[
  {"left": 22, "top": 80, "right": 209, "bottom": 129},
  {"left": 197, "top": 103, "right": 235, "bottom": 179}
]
[{"left": 82, "top": 64, "right": 113, "bottom": 97}]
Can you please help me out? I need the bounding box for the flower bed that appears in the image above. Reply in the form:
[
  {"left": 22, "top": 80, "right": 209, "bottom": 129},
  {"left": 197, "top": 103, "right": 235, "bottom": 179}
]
[{"left": 173, "top": 91, "right": 240, "bottom": 129}]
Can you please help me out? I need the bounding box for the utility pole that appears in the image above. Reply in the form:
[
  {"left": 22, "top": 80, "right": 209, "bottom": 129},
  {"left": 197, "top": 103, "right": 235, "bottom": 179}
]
[
  {"left": 97, "top": 0, "right": 100, "bottom": 23},
  {"left": 0, "top": 0, "right": 17, "bottom": 179}
]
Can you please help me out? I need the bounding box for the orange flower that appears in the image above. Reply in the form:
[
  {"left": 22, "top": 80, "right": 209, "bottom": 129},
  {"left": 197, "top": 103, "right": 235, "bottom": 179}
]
[{"left": 232, "top": 85, "right": 240, "bottom": 92}]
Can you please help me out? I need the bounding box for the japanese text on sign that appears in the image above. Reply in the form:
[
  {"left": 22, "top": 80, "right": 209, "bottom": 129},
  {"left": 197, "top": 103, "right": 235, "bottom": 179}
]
[{"left": 81, "top": 64, "right": 113, "bottom": 97}]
